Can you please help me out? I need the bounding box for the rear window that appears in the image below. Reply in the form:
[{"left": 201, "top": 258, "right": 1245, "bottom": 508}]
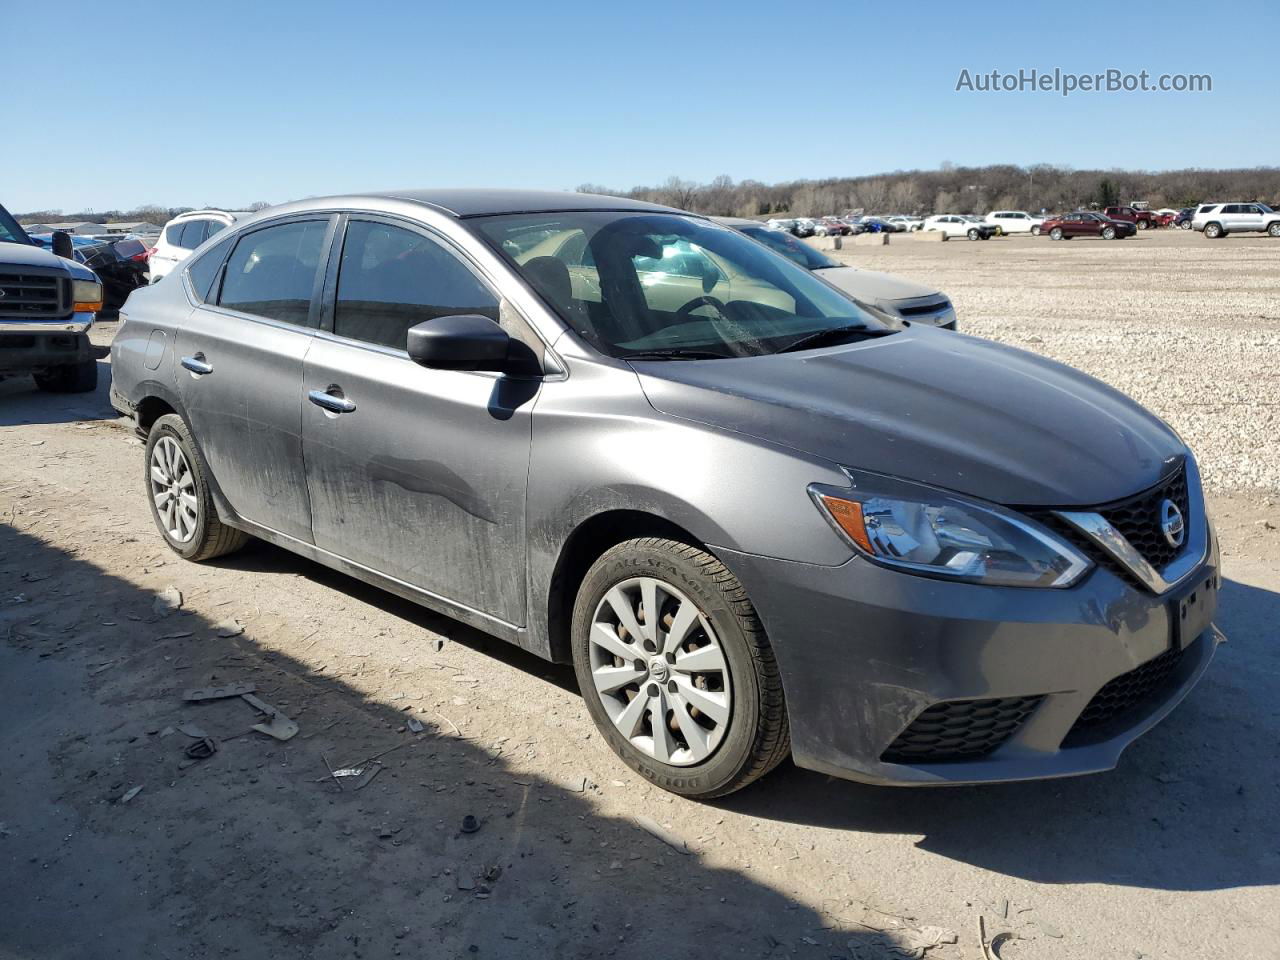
[{"left": 179, "top": 220, "right": 209, "bottom": 249}]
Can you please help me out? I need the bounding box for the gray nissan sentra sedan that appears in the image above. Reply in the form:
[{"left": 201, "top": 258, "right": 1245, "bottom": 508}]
[{"left": 111, "top": 189, "right": 1222, "bottom": 799}]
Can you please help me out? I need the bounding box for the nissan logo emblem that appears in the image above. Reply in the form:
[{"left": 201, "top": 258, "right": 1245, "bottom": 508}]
[{"left": 1160, "top": 499, "right": 1185, "bottom": 549}]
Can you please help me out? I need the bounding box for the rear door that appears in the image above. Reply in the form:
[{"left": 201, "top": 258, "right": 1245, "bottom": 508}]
[
  {"left": 301, "top": 215, "right": 538, "bottom": 624},
  {"left": 176, "top": 215, "right": 336, "bottom": 542}
]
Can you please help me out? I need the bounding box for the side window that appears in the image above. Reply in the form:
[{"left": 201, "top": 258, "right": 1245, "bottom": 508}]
[
  {"left": 218, "top": 220, "right": 328, "bottom": 326},
  {"left": 164, "top": 222, "right": 185, "bottom": 246},
  {"left": 187, "top": 234, "right": 235, "bottom": 303},
  {"left": 333, "top": 220, "right": 500, "bottom": 350},
  {"left": 207, "top": 220, "right": 227, "bottom": 238},
  {"left": 179, "top": 220, "right": 207, "bottom": 249},
  {"left": 1222, "top": 204, "right": 1240, "bottom": 214}
]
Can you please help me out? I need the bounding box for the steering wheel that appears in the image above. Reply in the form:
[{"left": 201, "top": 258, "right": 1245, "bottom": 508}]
[{"left": 675, "top": 295, "right": 730, "bottom": 324}]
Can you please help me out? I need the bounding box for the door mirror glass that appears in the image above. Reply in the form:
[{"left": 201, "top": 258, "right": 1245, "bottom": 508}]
[{"left": 406, "top": 314, "right": 511, "bottom": 371}]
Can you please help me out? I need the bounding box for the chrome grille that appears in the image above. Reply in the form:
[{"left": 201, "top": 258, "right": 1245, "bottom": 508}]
[{"left": 0, "top": 272, "right": 65, "bottom": 318}]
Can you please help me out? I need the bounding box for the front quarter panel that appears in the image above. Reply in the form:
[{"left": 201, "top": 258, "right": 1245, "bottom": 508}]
[{"left": 523, "top": 351, "right": 853, "bottom": 657}]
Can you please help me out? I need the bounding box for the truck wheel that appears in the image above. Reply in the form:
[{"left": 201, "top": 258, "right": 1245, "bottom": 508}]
[
  {"left": 1204, "top": 222, "right": 1223, "bottom": 238},
  {"left": 1049, "top": 227, "right": 1063, "bottom": 240},
  {"left": 145, "top": 413, "right": 249, "bottom": 562},
  {"left": 571, "top": 538, "right": 790, "bottom": 799},
  {"left": 34, "top": 358, "right": 98, "bottom": 394}
]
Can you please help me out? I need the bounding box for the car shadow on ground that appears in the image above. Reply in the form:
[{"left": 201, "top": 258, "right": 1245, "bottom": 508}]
[
  {"left": 0, "top": 522, "right": 909, "bottom": 960},
  {"left": 0, "top": 356, "right": 116, "bottom": 427},
  {"left": 719, "top": 576, "right": 1280, "bottom": 893}
]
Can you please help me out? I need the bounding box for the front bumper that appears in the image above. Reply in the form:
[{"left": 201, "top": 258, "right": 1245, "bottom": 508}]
[
  {"left": 0, "top": 326, "right": 94, "bottom": 376},
  {"left": 717, "top": 531, "right": 1221, "bottom": 786}
]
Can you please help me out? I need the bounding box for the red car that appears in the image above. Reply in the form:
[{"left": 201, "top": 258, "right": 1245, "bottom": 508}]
[
  {"left": 813, "top": 217, "right": 850, "bottom": 236},
  {"left": 1042, "top": 211, "right": 1137, "bottom": 240},
  {"left": 1103, "top": 206, "right": 1160, "bottom": 230}
]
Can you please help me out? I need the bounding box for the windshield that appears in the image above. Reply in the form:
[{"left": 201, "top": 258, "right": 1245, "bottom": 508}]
[
  {"left": 0, "top": 204, "right": 30, "bottom": 245},
  {"left": 736, "top": 224, "right": 840, "bottom": 270},
  {"left": 473, "top": 212, "right": 891, "bottom": 359}
]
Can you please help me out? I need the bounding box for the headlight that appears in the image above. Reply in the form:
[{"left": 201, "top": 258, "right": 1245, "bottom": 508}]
[
  {"left": 72, "top": 279, "right": 104, "bottom": 312},
  {"left": 810, "top": 471, "right": 1091, "bottom": 588}
]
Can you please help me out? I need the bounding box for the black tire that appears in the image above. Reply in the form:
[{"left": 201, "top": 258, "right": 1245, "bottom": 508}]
[
  {"left": 1204, "top": 222, "right": 1223, "bottom": 239},
  {"left": 1049, "top": 227, "right": 1063, "bottom": 240},
  {"left": 144, "top": 413, "right": 249, "bottom": 562},
  {"left": 1030, "top": 225, "right": 1041, "bottom": 236},
  {"left": 1269, "top": 222, "right": 1280, "bottom": 238},
  {"left": 571, "top": 538, "right": 790, "bottom": 799},
  {"left": 34, "top": 358, "right": 98, "bottom": 393},
  {"left": 967, "top": 228, "right": 980, "bottom": 240},
  {"left": 1102, "top": 226, "right": 1117, "bottom": 240},
  {"left": 1137, "top": 219, "right": 1149, "bottom": 230}
]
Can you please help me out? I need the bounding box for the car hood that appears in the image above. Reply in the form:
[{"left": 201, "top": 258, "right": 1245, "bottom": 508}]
[
  {"left": 0, "top": 240, "right": 96, "bottom": 280},
  {"left": 632, "top": 326, "right": 1185, "bottom": 507},
  {"left": 813, "top": 266, "right": 940, "bottom": 304}
]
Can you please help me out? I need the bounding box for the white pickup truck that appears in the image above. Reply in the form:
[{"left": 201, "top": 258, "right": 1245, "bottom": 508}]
[{"left": 0, "top": 201, "right": 104, "bottom": 392}]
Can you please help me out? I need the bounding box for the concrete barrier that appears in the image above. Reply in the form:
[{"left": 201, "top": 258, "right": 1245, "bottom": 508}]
[
  {"left": 853, "top": 233, "right": 889, "bottom": 246},
  {"left": 912, "top": 230, "right": 947, "bottom": 242}
]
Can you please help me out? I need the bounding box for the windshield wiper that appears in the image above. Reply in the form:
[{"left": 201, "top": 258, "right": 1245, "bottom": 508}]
[
  {"left": 619, "top": 348, "right": 740, "bottom": 361},
  {"left": 777, "top": 325, "right": 892, "bottom": 354}
]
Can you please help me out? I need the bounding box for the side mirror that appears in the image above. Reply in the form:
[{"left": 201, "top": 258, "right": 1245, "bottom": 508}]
[
  {"left": 51, "top": 230, "right": 74, "bottom": 260},
  {"left": 406, "top": 314, "right": 511, "bottom": 372}
]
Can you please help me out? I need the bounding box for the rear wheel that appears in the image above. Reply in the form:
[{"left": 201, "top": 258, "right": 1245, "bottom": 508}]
[
  {"left": 571, "top": 538, "right": 789, "bottom": 799},
  {"left": 145, "top": 413, "right": 249, "bottom": 561},
  {"left": 1137, "top": 219, "right": 1149, "bottom": 230},
  {"left": 34, "top": 358, "right": 98, "bottom": 393}
]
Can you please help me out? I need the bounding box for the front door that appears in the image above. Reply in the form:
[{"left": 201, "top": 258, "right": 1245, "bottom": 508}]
[
  {"left": 301, "top": 217, "right": 537, "bottom": 624},
  {"left": 176, "top": 216, "right": 334, "bottom": 542}
]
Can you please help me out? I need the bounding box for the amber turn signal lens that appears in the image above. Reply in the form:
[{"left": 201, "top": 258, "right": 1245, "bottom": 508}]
[
  {"left": 74, "top": 301, "right": 104, "bottom": 313},
  {"left": 818, "top": 494, "right": 874, "bottom": 553}
]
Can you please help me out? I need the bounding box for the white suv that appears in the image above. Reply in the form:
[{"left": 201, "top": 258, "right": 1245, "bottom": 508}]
[
  {"left": 1191, "top": 203, "right": 1280, "bottom": 239},
  {"left": 150, "top": 210, "right": 250, "bottom": 282},
  {"left": 985, "top": 210, "right": 1045, "bottom": 235}
]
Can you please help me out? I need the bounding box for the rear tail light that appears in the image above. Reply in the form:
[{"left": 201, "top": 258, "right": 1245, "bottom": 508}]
[{"left": 132, "top": 247, "right": 155, "bottom": 262}]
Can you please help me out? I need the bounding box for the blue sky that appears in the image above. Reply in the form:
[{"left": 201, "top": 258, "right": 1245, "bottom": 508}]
[{"left": 6, "top": 0, "right": 1276, "bottom": 212}]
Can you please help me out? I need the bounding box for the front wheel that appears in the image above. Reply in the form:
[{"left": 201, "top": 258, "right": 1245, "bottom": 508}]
[
  {"left": 1050, "top": 227, "right": 1064, "bottom": 240},
  {"left": 967, "top": 228, "right": 980, "bottom": 240},
  {"left": 1204, "top": 222, "right": 1223, "bottom": 239},
  {"left": 145, "top": 413, "right": 249, "bottom": 561},
  {"left": 1102, "top": 226, "right": 1117, "bottom": 239},
  {"left": 1137, "top": 219, "right": 1149, "bottom": 230},
  {"left": 571, "top": 538, "right": 789, "bottom": 799},
  {"left": 1268, "top": 222, "right": 1280, "bottom": 237}
]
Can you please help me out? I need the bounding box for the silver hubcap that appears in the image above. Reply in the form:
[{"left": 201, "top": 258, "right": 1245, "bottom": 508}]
[
  {"left": 589, "top": 576, "right": 731, "bottom": 767},
  {"left": 150, "top": 436, "right": 198, "bottom": 543}
]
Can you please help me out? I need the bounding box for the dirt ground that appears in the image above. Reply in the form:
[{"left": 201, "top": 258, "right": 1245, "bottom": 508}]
[{"left": 2, "top": 233, "right": 1279, "bottom": 960}]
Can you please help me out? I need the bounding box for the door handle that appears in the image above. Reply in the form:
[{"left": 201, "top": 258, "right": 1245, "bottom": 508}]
[
  {"left": 308, "top": 389, "right": 357, "bottom": 414},
  {"left": 181, "top": 355, "right": 213, "bottom": 375}
]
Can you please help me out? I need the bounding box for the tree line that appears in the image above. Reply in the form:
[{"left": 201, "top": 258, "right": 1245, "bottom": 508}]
[
  {"left": 16, "top": 202, "right": 271, "bottom": 226},
  {"left": 577, "top": 165, "right": 1280, "bottom": 218}
]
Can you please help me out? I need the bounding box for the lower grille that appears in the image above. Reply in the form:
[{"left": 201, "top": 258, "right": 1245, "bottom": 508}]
[
  {"left": 0, "top": 272, "right": 65, "bottom": 318},
  {"left": 882, "top": 695, "right": 1043, "bottom": 764},
  {"left": 1064, "top": 644, "right": 1187, "bottom": 745}
]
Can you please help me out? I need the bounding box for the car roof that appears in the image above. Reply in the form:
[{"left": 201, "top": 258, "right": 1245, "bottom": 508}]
[
  {"left": 365, "top": 188, "right": 679, "bottom": 218},
  {"left": 712, "top": 216, "right": 767, "bottom": 228}
]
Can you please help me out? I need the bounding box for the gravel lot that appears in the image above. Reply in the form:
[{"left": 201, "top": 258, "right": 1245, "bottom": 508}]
[
  {"left": 834, "top": 228, "right": 1280, "bottom": 492},
  {"left": 1, "top": 234, "right": 1278, "bottom": 960}
]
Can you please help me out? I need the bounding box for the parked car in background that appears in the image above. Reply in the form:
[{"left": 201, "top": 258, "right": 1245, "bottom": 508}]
[
  {"left": 813, "top": 218, "right": 849, "bottom": 236},
  {"left": 0, "top": 200, "right": 104, "bottom": 392},
  {"left": 1190, "top": 203, "right": 1280, "bottom": 238},
  {"left": 1103, "top": 206, "right": 1159, "bottom": 230},
  {"left": 791, "top": 218, "right": 817, "bottom": 238},
  {"left": 985, "top": 211, "right": 1045, "bottom": 235},
  {"left": 885, "top": 216, "right": 923, "bottom": 232},
  {"left": 923, "top": 215, "right": 996, "bottom": 240},
  {"left": 766, "top": 218, "right": 796, "bottom": 233},
  {"left": 150, "top": 209, "right": 250, "bottom": 282},
  {"left": 31, "top": 234, "right": 150, "bottom": 315},
  {"left": 715, "top": 217, "right": 957, "bottom": 329},
  {"left": 860, "top": 217, "right": 904, "bottom": 233},
  {"left": 1043, "top": 212, "right": 1136, "bottom": 240},
  {"left": 1172, "top": 208, "right": 1196, "bottom": 229},
  {"left": 111, "top": 188, "right": 1221, "bottom": 799}
]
